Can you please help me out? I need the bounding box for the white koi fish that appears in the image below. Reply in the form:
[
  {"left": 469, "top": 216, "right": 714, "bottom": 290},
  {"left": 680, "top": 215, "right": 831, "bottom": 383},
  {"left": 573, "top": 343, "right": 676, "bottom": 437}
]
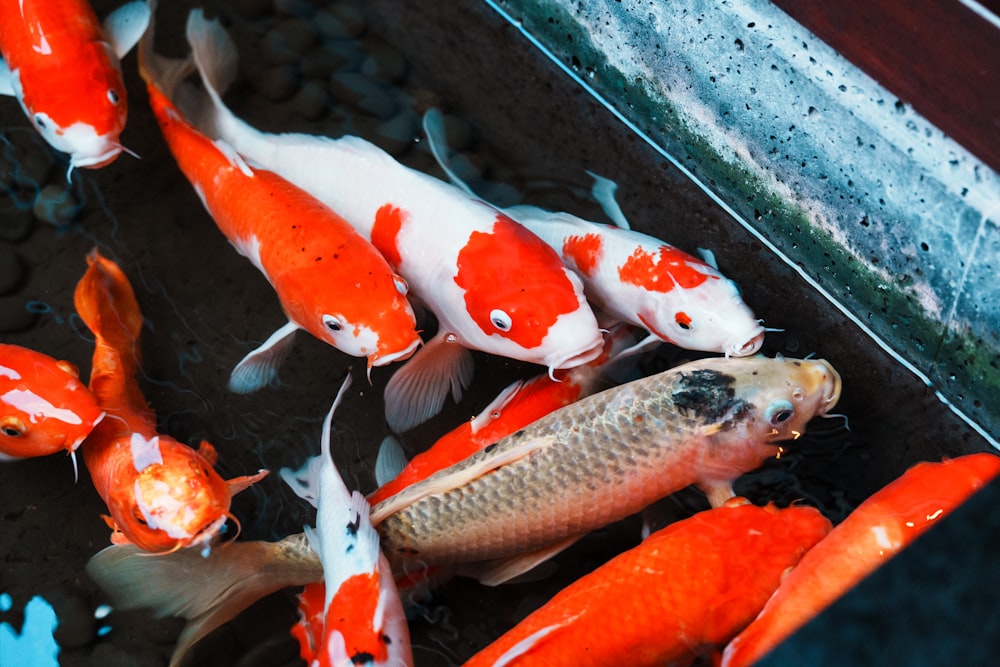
[
  {"left": 182, "top": 10, "right": 604, "bottom": 432},
  {"left": 422, "top": 109, "right": 766, "bottom": 359}
]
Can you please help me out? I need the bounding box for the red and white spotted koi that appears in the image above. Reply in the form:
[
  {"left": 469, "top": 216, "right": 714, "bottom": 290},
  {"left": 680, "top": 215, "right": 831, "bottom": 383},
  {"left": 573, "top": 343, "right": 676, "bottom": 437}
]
[
  {"left": 0, "top": 0, "right": 150, "bottom": 174},
  {"left": 422, "top": 110, "right": 765, "bottom": 359},
  {"left": 138, "top": 9, "right": 420, "bottom": 391},
  {"left": 184, "top": 11, "right": 604, "bottom": 432}
]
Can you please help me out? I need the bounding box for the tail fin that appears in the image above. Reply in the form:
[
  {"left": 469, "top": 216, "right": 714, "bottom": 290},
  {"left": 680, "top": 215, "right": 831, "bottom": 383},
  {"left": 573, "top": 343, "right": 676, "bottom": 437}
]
[
  {"left": 136, "top": 1, "right": 196, "bottom": 102},
  {"left": 86, "top": 534, "right": 322, "bottom": 667},
  {"left": 186, "top": 9, "right": 249, "bottom": 141},
  {"left": 73, "top": 250, "right": 147, "bottom": 412}
]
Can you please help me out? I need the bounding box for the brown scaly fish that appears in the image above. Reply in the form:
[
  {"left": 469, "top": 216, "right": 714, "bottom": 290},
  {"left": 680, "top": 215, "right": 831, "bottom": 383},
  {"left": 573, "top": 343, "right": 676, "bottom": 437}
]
[{"left": 87, "top": 355, "right": 840, "bottom": 665}]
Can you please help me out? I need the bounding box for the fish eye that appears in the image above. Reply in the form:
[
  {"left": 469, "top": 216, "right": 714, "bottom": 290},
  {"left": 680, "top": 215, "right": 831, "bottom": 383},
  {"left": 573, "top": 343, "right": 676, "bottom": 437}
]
[
  {"left": 393, "top": 275, "right": 408, "bottom": 296},
  {"left": 323, "top": 315, "right": 343, "bottom": 332},
  {"left": 107, "top": 89, "right": 120, "bottom": 104},
  {"left": 132, "top": 508, "right": 148, "bottom": 526},
  {"left": 33, "top": 114, "right": 46, "bottom": 129},
  {"left": 675, "top": 312, "right": 692, "bottom": 330},
  {"left": 766, "top": 400, "right": 795, "bottom": 426},
  {"left": 490, "top": 309, "right": 512, "bottom": 331},
  {"left": 1, "top": 424, "right": 24, "bottom": 437}
]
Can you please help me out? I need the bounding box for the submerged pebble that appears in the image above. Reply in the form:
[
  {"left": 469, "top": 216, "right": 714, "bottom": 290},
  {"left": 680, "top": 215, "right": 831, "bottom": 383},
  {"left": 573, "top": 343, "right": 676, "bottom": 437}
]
[
  {"left": 0, "top": 206, "right": 35, "bottom": 242},
  {"left": 264, "top": 17, "right": 317, "bottom": 65},
  {"left": 330, "top": 72, "right": 397, "bottom": 119},
  {"left": 314, "top": 4, "right": 366, "bottom": 39},
  {"left": 360, "top": 40, "right": 408, "bottom": 83},
  {"left": 292, "top": 80, "right": 331, "bottom": 120},
  {"left": 0, "top": 296, "right": 38, "bottom": 333},
  {"left": 89, "top": 643, "right": 164, "bottom": 667},
  {"left": 33, "top": 184, "right": 81, "bottom": 226},
  {"left": 0, "top": 243, "right": 23, "bottom": 294},
  {"left": 235, "top": 0, "right": 271, "bottom": 19},
  {"left": 374, "top": 110, "right": 418, "bottom": 155},
  {"left": 45, "top": 587, "right": 95, "bottom": 650},
  {"left": 255, "top": 65, "right": 300, "bottom": 102}
]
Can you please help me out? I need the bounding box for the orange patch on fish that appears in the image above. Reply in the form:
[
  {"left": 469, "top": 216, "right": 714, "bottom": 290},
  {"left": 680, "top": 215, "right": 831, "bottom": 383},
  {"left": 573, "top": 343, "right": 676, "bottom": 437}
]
[
  {"left": 618, "top": 246, "right": 714, "bottom": 292},
  {"left": 371, "top": 204, "right": 406, "bottom": 269},
  {"left": 562, "top": 233, "right": 603, "bottom": 277},
  {"left": 327, "top": 572, "right": 388, "bottom": 663},
  {"left": 454, "top": 214, "right": 580, "bottom": 347}
]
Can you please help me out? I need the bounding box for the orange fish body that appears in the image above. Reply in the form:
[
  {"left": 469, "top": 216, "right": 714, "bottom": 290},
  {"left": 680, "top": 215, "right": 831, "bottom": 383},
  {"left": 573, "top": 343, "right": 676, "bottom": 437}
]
[
  {"left": 0, "top": 343, "right": 104, "bottom": 461},
  {"left": 0, "top": 0, "right": 150, "bottom": 171},
  {"left": 463, "top": 499, "right": 832, "bottom": 667},
  {"left": 74, "top": 250, "right": 265, "bottom": 553},
  {"left": 137, "top": 34, "right": 419, "bottom": 391},
  {"left": 721, "top": 453, "right": 1000, "bottom": 667}
]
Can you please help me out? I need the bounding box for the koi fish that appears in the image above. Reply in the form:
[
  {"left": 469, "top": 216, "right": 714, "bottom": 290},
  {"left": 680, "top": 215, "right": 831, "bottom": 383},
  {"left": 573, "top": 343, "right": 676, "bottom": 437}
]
[
  {"left": 184, "top": 11, "right": 604, "bottom": 431},
  {"left": 720, "top": 452, "right": 1000, "bottom": 667},
  {"left": 464, "top": 498, "right": 832, "bottom": 667},
  {"left": 422, "top": 109, "right": 765, "bottom": 359},
  {"left": 74, "top": 249, "right": 267, "bottom": 553},
  {"left": 371, "top": 355, "right": 841, "bottom": 584},
  {"left": 137, "top": 12, "right": 420, "bottom": 389},
  {"left": 368, "top": 323, "right": 637, "bottom": 505},
  {"left": 280, "top": 375, "right": 413, "bottom": 667},
  {"left": 0, "top": 343, "right": 104, "bottom": 471},
  {"left": 0, "top": 0, "right": 150, "bottom": 173}
]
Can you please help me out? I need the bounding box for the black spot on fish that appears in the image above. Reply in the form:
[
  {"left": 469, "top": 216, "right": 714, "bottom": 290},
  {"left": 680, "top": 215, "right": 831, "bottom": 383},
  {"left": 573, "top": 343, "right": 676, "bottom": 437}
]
[
  {"left": 511, "top": 430, "right": 526, "bottom": 440},
  {"left": 484, "top": 443, "right": 498, "bottom": 454},
  {"left": 382, "top": 634, "right": 392, "bottom": 645},
  {"left": 672, "top": 370, "right": 741, "bottom": 422},
  {"left": 352, "top": 652, "right": 375, "bottom": 664},
  {"left": 346, "top": 511, "right": 361, "bottom": 536},
  {"left": 346, "top": 544, "right": 354, "bottom": 554}
]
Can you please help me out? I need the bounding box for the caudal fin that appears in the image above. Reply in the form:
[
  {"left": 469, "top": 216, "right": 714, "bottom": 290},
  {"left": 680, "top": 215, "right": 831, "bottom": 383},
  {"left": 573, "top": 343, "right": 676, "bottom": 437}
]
[{"left": 87, "top": 534, "right": 322, "bottom": 667}]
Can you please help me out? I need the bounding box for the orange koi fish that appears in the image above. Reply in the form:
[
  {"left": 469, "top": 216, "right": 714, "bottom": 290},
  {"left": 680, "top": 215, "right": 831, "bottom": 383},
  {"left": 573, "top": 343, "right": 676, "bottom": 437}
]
[
  {"left": 369, "top": 324, "right": 636, "bottom": 506},
  {"left": 185, "top": 11, "right": 604, "bottom": 431},
  {"left": 0, "top": 343, "right": 104, "bottom": 469},
  {"left": 463, "top": 499, "right": 831, "bottom": 667},
  {"left": 0, "top": 0, "right": 150, "bottom": 173},
  {"left": 281, "top": 375, "right": 412, "bottom": 667},
  {"left": 721, "top": 452, "right": 1000, "bottom": 667},
  {"left": 423, "top": 110, "right": 765, "bottom": 359},
  {"left": 137, "top": 11, "right": 420, "bottom": 391},
  {"left": 74, "top": 249, "right": 267, "bottom": 553}
]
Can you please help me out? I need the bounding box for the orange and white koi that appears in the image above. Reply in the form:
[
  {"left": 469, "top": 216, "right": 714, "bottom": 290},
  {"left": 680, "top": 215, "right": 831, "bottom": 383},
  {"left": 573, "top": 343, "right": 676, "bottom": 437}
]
[
  {"left": 721, "top": 452, "right": 1000, "bottom": 667},
  {"left": 463, "top": 498, "right": 831, "bottom": 667},
  {"left": 137, "top": 12, "right": 420, "bottom": 390},
  {"left": 74, "top": 249, "right": 267, "bottom": 553},
  {"left": 0, "top": 343, "right": 104, "bottom": 471},
  {"left": 422, "top": 110, "right": 765, "bottom": 359},
  {"left": 369, "top": 324, "right": 637, "bottom": 505},
  {"left": 281, "top": 375, "right": 412, "bottom": 667},
  {"left": 184, "top": 11, "right": 604, "bottom": 431},
  {"left": 0, "top": 0, "right": 150, "bottom": 173}
]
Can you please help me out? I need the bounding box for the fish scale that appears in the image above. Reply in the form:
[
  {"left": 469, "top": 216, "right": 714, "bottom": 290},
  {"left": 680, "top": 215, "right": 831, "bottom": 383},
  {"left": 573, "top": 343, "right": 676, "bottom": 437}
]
[{"left": 374, "top": 356, "right": 841, "bottom": 569}]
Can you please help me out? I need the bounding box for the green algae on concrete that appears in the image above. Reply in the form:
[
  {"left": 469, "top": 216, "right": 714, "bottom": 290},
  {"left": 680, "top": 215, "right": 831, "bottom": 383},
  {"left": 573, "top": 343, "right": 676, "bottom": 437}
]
[{"left": 489, "top": 0, "right": 999, "bottom": 440}]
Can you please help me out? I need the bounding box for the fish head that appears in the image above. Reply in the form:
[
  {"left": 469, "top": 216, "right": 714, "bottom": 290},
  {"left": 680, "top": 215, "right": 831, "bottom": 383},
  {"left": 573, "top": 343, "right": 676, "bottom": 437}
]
[
  {"left": 308, "top": 272, "right": 421, "bottom": 370},
  {"left": 0, "top": 345, "right": 105, "bottom": 459},
  {"left": 118, "top": 436, "right": 232, "bottom": 552},
  {"left": 453, "top": 213, "right": 604, "bottom": 369},
  {"left": 634, "top": 263, "right": 764, "bottom": 356},
  {"left": 11, "top": 42, "right": 129, "bottom": 171}
]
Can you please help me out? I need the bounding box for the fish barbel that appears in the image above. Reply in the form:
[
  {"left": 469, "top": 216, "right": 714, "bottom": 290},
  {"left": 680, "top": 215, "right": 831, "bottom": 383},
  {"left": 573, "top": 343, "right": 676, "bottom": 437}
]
[{"left": 372, "top": 355, "right": 841, "bottom": 578}]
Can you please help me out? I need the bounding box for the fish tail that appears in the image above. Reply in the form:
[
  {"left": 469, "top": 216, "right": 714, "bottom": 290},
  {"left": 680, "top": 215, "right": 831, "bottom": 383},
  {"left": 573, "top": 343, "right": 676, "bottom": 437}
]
[
  {"left": 137, "top": 1, "right": 197, "bottom": 110},
  {"left": 74, "top": 250, "right": 146, "bottom": 408},
  {"left": 86, "top": 534, "right": 322, "bottom": 667},
  {"left": 186, "top": 9, "right": 247, "bottom": 141}
]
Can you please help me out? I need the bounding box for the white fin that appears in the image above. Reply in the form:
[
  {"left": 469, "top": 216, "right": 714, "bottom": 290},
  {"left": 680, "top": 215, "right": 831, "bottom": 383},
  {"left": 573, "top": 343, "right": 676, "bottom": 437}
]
[
  {"left": 103, "top": 1, "right": 152, "bottom": 59},
  {"left": 85, "top": 535, "right": 322, "bottom": 667},
  {"left": 587, "top": 170, "right": 630, "bottom": 230},
  {"left": 421, "top": 108, "right": 476, "bottom": 196},
  {"left": 699, "top": 479, "right": 736, "bottom": 508},
  {"left": 375, "top": 435, "right": 408, "bottom": 487},
  {"left": 490, "top": 623, "right": 568, "bottom": 667},
  {"left": 611, "top": 332, "right": 664, "bottom": 361},
  {"left": 280, "top": 455, "right": 323, "bottom": 508},
  {"left": 369, "top": 433, "right": 557, "bottom": 526},
  {"left": 469, "top": 379, "right": 527, "bottom": 435},
  {"left": 473, "top": 535, "right": 581, "bottom": 587},
  {"left": 697, "top": 247, "right": 719, "bottom": 269},
  {"left": 228, "top": 320, "right": 300, "bottom": 393},
  {"left": 383, "top": 331, "right": 474, "bottom": 432},
  {"left": 0, "top": 59, "right": 13, "bottom": 97},
  {"left": 186, "top": 10, "right": 240, "bottom": 98},
  {"left": 212, "top": 138, "right": 254, "bottom": 178}
]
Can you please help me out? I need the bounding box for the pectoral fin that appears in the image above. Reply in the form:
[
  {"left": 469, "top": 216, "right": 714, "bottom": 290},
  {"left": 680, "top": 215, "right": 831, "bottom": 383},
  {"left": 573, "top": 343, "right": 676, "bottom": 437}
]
[
  {"left": 699, "top": 479, "right": 736, "bottom": 508},
  {"left": 587, "top": 170, "right": 631, "bottom": 230},
  {"left": 369, "top": 433, "right": 557, "bottom": 525},
  {"left": 472, "top": 535, "right": 583, "bottom": 587},
  {"left": 374, "top": 435, "right": 408, "bottom": 487},
  {"left": 103, "top": 1, "right": 152, "bottom": 59},
  {"left": 228, "top": 321, "right": 300, "bottom": 393},
  {"left": 226, "top": 469, "right": 269, "bottom": 497},
  {"left": 383, "top": 331, "right": 474, "bottom": 432},
  {"left": 422, "top": 108, "right": 476, "bottom": 195}
]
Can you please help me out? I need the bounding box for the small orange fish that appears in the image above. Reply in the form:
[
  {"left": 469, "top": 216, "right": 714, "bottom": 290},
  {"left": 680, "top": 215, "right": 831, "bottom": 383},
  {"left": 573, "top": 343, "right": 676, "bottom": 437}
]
[
  {"left": 463, "top": 498, "right": 831, "bottom": 667},
  {"left": 138, "top": 13, "right": 420, "bottom": 392},
  {"left": 0, "top": 343, "right": 104, "bottom": 467},
  {"left": 0, "top": 0, "right": 150, "bottom": 172},
  {"left": 721, "top": 452, "right": 1000, "bottom": 667},
  {"left": 74, "top": 249, "right": 266, "bottom": 553}
]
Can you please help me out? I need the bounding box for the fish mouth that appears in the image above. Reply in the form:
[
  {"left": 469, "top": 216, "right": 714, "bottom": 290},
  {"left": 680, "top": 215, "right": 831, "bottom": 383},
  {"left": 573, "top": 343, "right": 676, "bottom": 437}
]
[
  {"left": 546, "top": 336, "right": 606, "bottom": 372},
  {"left": 727, "top": 327, "right": 766, "bottom": 357},
  {"left": 370, "top": 336, "right": 422, "bottom": 368},
  {"left": 72, "top": 146, "right": 124, "bottom": 170},
  {"left": 808, "top": 359, "right": 842, "bottom": 414},
  {"left": 68, "top": 411, "right": 106, "bottom": 452}
]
